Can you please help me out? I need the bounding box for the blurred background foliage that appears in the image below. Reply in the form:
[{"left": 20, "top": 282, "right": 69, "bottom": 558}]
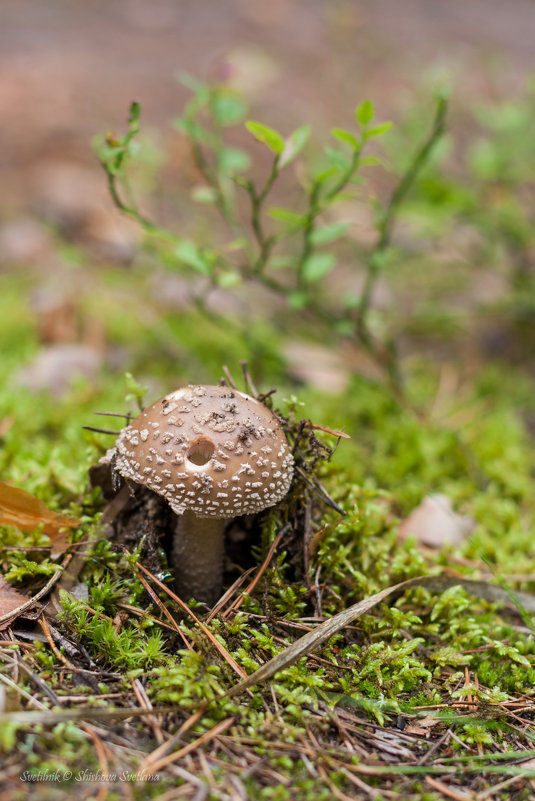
[{"left": 1, "top": 0, "right": 535, "bottom": 518}]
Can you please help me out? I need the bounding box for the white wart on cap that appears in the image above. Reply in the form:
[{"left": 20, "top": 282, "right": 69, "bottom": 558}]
[{"left": 112, "top": 384, "right": 294, "bottom": 605}]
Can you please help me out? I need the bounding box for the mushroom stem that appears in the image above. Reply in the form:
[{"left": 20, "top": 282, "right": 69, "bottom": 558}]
[{"left": 172, "top": 510, "right": 226, "bottom": 606}]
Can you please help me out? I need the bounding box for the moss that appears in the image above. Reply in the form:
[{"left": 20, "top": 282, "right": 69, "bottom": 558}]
[{"left": 3, "top": 217, "right": 535, "bottom": 797}]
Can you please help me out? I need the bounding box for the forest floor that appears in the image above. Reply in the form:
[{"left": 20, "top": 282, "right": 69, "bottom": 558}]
[{"left": 2, "top": 2, "right": 535, "bottom": 800}]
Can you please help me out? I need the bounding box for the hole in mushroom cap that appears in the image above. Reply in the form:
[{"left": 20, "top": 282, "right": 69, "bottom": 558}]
[{"left": 186, "top": 436, "right": 215, "bottom": 466}]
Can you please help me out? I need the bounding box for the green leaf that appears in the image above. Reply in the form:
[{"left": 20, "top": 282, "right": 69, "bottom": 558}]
[
  {"left": 174, "top": 117, "right": 212, "bottom": 144},
  {"left": 334, "top": 319, "right": 354, "bottom": 336},
  {"left": 128, "top": 101, "right": 141, "bottom": 127},
  {"left": 310, "top": 222, "right": 351, "bottom": 245},
  {"left": 314, "top": 166, "right": 339, "bottom": 184},
  {"left": 178, "top": 72, "right": 209, "bottom": 97},
  {"left": 325, "top": 146, "right": 350, "bottom": 171},
  {"left": 364, "top": 122, "right": 393, "bottom": 138},
  {"left": 191, "top": 185, "right": 218, "bottom": 204},
  {"left": 280, "top": 125, "right": 311, "bottom": 167},
  {"left": 356, "top": 99, "right": 374, "bottom": 127},
  {"left": 175, "top": 240, "right": 211, "bottom": 275},
  {"left": 245, "top": 120, "right": 286, "bottom": 154},
  {"left": 217, "top": 271, "right": 242, "bottom": 288},
  {"left": 288, "top": 291, "right": 310, "bottom": 310},
  {"left": 359, "top": 156, "right": 381, "bottom": 166},
  {"left": 301, "top": 252, "right": 336, "bottom": 282},
  {"left": 331, "top": 128, "right": 360, "bottom": 149},
  {"left": 217, "top": 147, "right": 251, "bottom": 174},
  {"left": 343, "top": 291, "right": 360, "bottom": 309},
  {"left": 224, "top": 237, "right": 248, "bottom": 252},
  {"left": 268, "top": 207, "right": 306, "bottom": 226},
  {"left": 211, "top": 92, "right": 248, "bottom": 126},
  {"left": 124, "top": 371, "right": 148, "bottom": 410}
]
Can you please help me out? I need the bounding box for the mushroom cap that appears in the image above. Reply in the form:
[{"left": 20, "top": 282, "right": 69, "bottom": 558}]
[{"left": 112, "top": 384, "right": 294, "bottom": 518}]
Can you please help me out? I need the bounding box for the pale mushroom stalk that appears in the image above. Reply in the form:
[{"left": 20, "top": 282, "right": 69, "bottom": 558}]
[{"left": 172, "top": 511, "right": 226, "bottom": 606}]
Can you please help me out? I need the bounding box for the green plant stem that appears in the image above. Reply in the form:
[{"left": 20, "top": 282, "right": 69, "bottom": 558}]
[
  {"left": 354, "top": 95, "right": 448, "bottom": 394},
  {"left": 324, "top": 149, "right": 360, "bottom": 203},
  {"left": 296, "top": 181, "right": 322, "bottom": 289},
  {"left": 243, "top": 156, "right": 280, "bottom": 273},
  {"left": 376, "top": 94, "right": 448, "bottom": 251},
  {"left": 103, "top": 167, "right": 177, "bottom": 242}
]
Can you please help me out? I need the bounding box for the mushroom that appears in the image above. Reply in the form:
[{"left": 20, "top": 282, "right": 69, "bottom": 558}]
[{"left": 110, "top": 384, "right": 294, "bottom": 605}]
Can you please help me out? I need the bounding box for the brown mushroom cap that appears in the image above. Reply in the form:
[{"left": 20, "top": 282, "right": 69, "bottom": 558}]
[{"left": 112, "top": 384, "right": 294, "bottom": 518}]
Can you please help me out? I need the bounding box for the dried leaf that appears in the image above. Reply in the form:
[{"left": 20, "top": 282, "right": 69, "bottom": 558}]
[
  {"left": 14, "top": 344, "right": 102, "bottom": 397},
  {"left": 0, "top": 480, "right": 79, "bottom": 549},
  {"left": 0, "top": 568, "right": 63, "bottom": 629},
  {"left": 399, "top": 494, "right": 475, "bottom": 548},
  {"left": 0, "top": 577, "right": 29, "bottom": 622},
  {"left": 404, "top": 716, "right": 442, "bottom": 737}
]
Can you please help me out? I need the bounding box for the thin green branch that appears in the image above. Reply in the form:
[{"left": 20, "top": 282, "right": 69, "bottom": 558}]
[
  {"left": 354, "top": 94, "right": 449, "bottom": 393},
  {"left": 377, "top": 93, "right": 448, "bottom": 252}
]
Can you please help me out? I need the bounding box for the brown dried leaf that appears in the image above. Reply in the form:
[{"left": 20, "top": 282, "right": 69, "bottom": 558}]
[
  {"left": 0, "top": 480, "right": 79, "bottom": 549},
  {"left": 0, "top": 576, "right": 29, "bottom": 630},
  {"left": 398, "top": 494, "right": 475, "bottom": 548},
  {"left": 404, "top": 716, "right": 442, "bottom": 737}
]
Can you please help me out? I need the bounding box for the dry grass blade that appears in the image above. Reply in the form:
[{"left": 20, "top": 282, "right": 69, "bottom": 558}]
[
  {"left": 135, "top": 570, "right": 193, "bottom": 650},
  {"left": 222, "top": 523, "right": 290, "bottom": 619},
  {"left": 139, "top": 706, "right": 209, "bottom": 773},
  {"left": 0, "top": 706, "right": 175, "bottom": 724},
  {"left": 82, "top": 725, "right": 111, "bottom": 801},
  {"left": 38, "top": 613, "right": 77, "bottom": 669},
  {"left": 142, "top": 716, "right": 235, "bottom": 776},
  {"left": 227, "top": 574, "right": 535, "bottom": 697},
  {"left": 305, "top": 421, "right": 351, "bottom": 438},
  {"left": 205, "top": 566, "right": 256, "bottom": 623},
  {"left": 134, "top": 560, "right": 248, "bottom": 680},
  {"left": 425, "top": 776, "right": 476, "bottom": 800}
]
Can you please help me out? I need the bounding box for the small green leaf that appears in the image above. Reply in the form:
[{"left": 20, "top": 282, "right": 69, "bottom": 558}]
[
  {"left": 191, "top": 185, "right": 218, "bottom": 204},
  {"left": 217, "top": 271, "right": 242, "bottom": 288},
  {"left": 314, "top": 166, "right": 339, "bottom": 184},
  {"left": 359, "top": 156, "right": 381, "bottom": 166},
  {"left": 217, "top": 147, "right": 251, "bottom": 174},
  {"left": 178, "top": 72, "right": 209, "bottom": 97},
  {"left": 334, "top": 319, "right": 354, "bottom": 336},
  {"left": 325, "top": 146, "right": 350, "bottom": 171},
  {"left": 280, "top": 125, "right": 311, "bottom": 167},
  {"left": 128, "top": 101, "right": 141, "bottom": 127},
  {"left": 268, "top": 207, "right": 306, "bottom": 226},
  {"left": 310, "top": 222, "right": 351, "bottom": 245},
  {"left": 174, "top": 117, "right": 212, "bottom": 144},
  {"left": 331, "top": 128, "right": 360, "bottom": 149},
  {"left": 245, "top": 120, "right": 286, "bottom": 154},
  {"left": 356, "top": 99, "right": 374, "bottom": 127},
  {"left": 211, "top": 92, "right": 248, "bottom": 126},
  {"left": 364, "top": 122, "right": 393, "bottom": 139},
  {"left": 175, "top": 240, "right": 211, "bottom": 275},
  {"left": 223, "top": 237, "right": 248, "bottom": 252},
  {"left": 124, "top": 372, "right": 148, "bottom": 410},
  {"left": 288, "top": 291, "right": 310, "bottom": 310},
  {"left": 343, "top": 291, "right": 360, "bottom": 309},
  {"left": 301, "top": 252, "right": 336, "bottom": 282}
]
